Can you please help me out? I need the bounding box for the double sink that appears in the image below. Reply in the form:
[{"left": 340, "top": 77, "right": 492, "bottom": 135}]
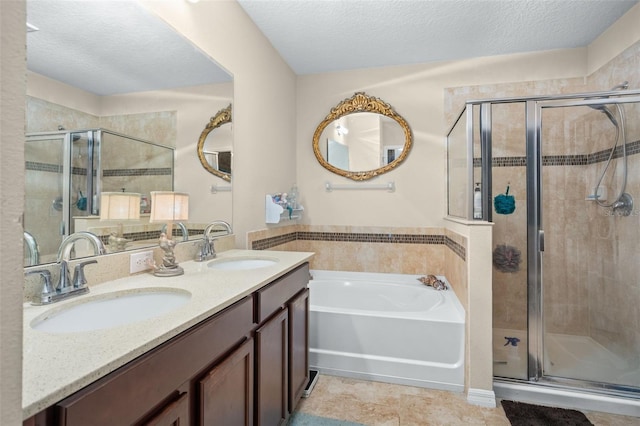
[{"left": 29, "top": 256, "right": 278, "bottom": 334}]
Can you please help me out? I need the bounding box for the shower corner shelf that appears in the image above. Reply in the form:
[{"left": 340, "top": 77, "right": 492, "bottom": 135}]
[{"left": 265, "top": 194, "right": 303, "bottom": 224}]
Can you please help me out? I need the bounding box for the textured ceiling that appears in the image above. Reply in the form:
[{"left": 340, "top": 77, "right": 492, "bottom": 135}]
[
  {"left": 27, "top": 0, "right": 232, "bottom": 96},
  {"left": 26, "top": 0, "right": 639, "bottom": 96},
  {"left": 238, "top": 0, "right": 639, "bottom": 75}
]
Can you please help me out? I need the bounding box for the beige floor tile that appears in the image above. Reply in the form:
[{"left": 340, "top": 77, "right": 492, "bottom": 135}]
[
  {"left": 586, "top": 411, "right": 640, "bottom": 426},
  {"left": 295, "top": 374, "right": 639, "bottom": 426}
]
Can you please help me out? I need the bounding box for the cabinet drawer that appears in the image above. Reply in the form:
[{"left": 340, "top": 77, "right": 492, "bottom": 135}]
[
  {"left": 255, "top": 263, "right": 309, "bottom": 324},
  {"left": 57, "top": 296, "right": 253, "bottom": 426}
]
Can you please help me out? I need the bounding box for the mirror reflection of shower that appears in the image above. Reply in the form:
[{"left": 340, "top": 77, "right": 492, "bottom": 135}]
[{"left": 590, "top": 81, "right": 634, "bottom": 216}]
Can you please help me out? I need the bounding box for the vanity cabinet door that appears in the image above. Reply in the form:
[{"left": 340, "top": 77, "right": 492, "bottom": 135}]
[
  {"left": 255, "top": 308, "right": 289, "bottom": 426},
  {"left": 142, "top": 391, "right": 189, "bottom": 426},
  {"left": 199, "top": 338, "right": 254, "bottom": 426},
  {"left": 288, "top": 288, "right": 309, "bottom": 412}
]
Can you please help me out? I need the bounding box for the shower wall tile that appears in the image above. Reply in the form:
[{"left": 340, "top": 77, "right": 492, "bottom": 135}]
[
  {"left": 587, "top": 40, "right": 640, "bottom": 94},
  {"left": 99, "top": 111, "right": 177, "bottom": 148},
  {"left": 444, "top": 77, "right": 587, "bottom": 127},
  {"left": 26, "top": 97, "right": 100, "bottom": 132},
  {"left": 586, "top": 39, "right": 640, "bottom": 360}
]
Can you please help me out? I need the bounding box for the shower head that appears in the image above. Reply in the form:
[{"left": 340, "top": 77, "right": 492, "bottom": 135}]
[
  {"left": 589, "top": 103, "right": 618, "bottom": 127},
  {"left": 586, "top": 81, "right": 629, "bottom": 127}
]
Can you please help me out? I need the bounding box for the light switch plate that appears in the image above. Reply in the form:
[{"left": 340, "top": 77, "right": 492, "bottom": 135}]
[{"left": 130, "top": 250, "right": 154, "bottom": 274}]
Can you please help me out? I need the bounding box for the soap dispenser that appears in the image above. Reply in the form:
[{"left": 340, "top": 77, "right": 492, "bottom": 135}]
[
  {"left": 473, "top": 182, "right": 482, "bottom": 219},
  {"left": 289, "top": 184, "right": 299, "bottom": 210}
]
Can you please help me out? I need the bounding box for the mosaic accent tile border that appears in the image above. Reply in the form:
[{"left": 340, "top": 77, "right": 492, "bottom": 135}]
[
  {"left": 98, "top": 227, "right": 205, "bottom": 245},
  {"left": 297, "top": 232, "right": 445, "bottom": 244},
  {"left": 72, "top": 166, "right": 96, "bottom": 176},
  {"left": 252, "top": 233, "right": 297, "bottom": 250},
  {"left": 26, "top": 162, "right": 171, "bottom": 177},
  {"left": 472, "top": 139, "right": 640, "bottom": 168},
  {"left": 445, "top": 236, "right": 466, "bottom": 261},
  {"left": 103, "top": 167, "right": 172, "bottom": 177},
  {"left": 26, "top": 161, "right": 62, "bottom": 173},
  {"left": 250, "top": 231, "right": 466, "bottom": 261}
]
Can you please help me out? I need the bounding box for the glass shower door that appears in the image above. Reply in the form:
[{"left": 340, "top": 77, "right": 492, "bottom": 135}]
[
  {"left": 490, "top": 101, "right": 529, "bottom": 381},
  {"left": 25, "top": 134, "right": 68, "bottom": 264},
  {"left": 537, "top": 97, "right": 640, "bottom": 390}
]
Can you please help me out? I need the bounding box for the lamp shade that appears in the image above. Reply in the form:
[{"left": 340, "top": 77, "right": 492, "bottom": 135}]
[
  {"left": 100, "top": 192, "right": 141, "bottom": 221},
  {"left": 149, "top": 191, "right": 189, "bottom": 223}
]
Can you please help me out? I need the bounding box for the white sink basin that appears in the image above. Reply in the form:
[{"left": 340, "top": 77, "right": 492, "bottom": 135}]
[
  {"left": 31, "top": 288, "right": 191, "bottom": 333},
  {"left": 207, "top": 257, "right": 278, "bottom": 270}
]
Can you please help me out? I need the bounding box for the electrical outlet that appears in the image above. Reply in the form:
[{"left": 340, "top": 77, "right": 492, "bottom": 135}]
[{"left": 130, "top": 250, "right": 154, "bottom": 274}]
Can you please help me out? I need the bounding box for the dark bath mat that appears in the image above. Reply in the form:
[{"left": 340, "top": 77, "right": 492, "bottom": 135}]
[{"left": 501, "top": 400, "right": 594, "bottom": 426}]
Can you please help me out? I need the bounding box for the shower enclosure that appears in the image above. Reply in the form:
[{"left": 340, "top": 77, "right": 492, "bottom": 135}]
[
  {"left": 25, "top": 129, "right": 174, "bottom": 265},
  {"left": 447, "top": 88, "right": 640, "bottom": 408}
]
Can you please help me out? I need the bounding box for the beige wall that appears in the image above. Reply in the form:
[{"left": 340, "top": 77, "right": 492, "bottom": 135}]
[
  {"left": 587, "top": 2, "right": 640, "bottom": 75},
  {"left": 141, "top": 0, "right": 297, "bottom": 248},
  {"left": 296, "top": 48, "right": 587, "bottom": 229},
  {"left": 1, "top": 1, "right": 26, "bottom": 423}
]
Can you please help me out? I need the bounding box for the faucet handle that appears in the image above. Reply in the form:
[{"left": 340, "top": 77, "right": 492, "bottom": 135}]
[
  {"left": 25, "top": 269, "right": 55, "bottom": 304},
  {"left": 73, "top": 259, "right": 97, "bottom": 288}
]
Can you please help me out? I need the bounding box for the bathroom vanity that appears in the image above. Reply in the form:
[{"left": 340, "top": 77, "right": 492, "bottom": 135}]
[{"left": 22, "top": 250, "right": 312, "bottom": 426}]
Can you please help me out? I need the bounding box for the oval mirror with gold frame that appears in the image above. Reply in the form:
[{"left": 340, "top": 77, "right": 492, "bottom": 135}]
[
  {"left": 197, "top": 104, "right": 232, "bottom": 182},
  {"left": 312, "top": 92, "right": 413, "bottom": 181}
]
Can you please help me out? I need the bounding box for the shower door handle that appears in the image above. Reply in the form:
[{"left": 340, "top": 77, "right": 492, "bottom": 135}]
[{"left": 538, "top": 230, "right": 545, "bottom": 252}]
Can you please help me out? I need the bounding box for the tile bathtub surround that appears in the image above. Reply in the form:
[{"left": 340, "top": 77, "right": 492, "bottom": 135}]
[
  {"left": 296, "top": 374, "right": 639, "bottom": 426},
  {"left": 248, "top": 225, "right": 466, "bottom": 275}
]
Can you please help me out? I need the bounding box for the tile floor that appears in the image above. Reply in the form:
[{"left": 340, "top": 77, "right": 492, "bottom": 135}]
[{"left": 295, "top": 374, "right": 640, "bottom": 425}]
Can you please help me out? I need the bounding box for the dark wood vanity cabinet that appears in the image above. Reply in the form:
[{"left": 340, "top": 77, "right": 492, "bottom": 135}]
[
  {"left": 288, "top": 288, "right": 310, "bottom": 411},
  {"left": 24, "top": 262, "right": 310, "bottom": 426},
  {"left": 254, "top": 264, "right": 310, "bottom": 426}
]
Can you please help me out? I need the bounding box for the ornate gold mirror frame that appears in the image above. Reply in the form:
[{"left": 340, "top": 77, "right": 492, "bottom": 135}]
[
  {"left": 312, "top": 92, "right": 413, "bottom": 181},
  {"left": 197, "top": 104, "right": 232, "bottom": 182}
]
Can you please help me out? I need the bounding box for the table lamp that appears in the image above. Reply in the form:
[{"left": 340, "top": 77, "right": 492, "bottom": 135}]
[
  {"left": 149, "top": 191, "right": 189, "bottom": 276},
  {"left": 100, "top": 192, "right": 141, "bottom": 251}
]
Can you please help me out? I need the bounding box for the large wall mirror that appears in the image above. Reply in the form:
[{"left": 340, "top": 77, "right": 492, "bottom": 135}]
[
  {"left": 25, "top": 0, "right": 233, "bottom": 266},
  {"left": 312, "top": 92, "right": 413, "bottom": 181},
  {"left": 197, "top": 104, "right": 232, "bottom": 182}
]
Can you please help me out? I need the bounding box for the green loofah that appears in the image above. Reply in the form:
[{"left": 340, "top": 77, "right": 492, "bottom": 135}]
[{"left": 494, "top": 185, "right": 515, "bottom": 215}]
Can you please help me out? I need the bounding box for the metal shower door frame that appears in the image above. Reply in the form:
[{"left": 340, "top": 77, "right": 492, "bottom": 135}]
[{"left": 527, "top": 94, "right": 640, "bottom": 394}]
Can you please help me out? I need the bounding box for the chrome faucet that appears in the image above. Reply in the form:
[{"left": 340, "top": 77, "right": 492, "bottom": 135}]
[
  {"left": 23, "top": 231, "right": 40, "bottom": 266},
  {"left": 27, "top": 232, "right": 106, "bottom": 305},
  {"left": 161, "top": 222, "right": 189, "bottom": 242},
  {"left": 194, "top": 221, "right": 232, "bottom": 262}
]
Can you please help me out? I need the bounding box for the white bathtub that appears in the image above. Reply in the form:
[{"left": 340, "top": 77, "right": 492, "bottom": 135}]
[{"left": 309, "top": 270, "right": 466, "bottom": 392}]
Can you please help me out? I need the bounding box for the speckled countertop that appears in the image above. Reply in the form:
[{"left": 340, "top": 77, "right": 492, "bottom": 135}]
[{"left": 22, "top": 249, "right": 314, "bottom": 419}]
